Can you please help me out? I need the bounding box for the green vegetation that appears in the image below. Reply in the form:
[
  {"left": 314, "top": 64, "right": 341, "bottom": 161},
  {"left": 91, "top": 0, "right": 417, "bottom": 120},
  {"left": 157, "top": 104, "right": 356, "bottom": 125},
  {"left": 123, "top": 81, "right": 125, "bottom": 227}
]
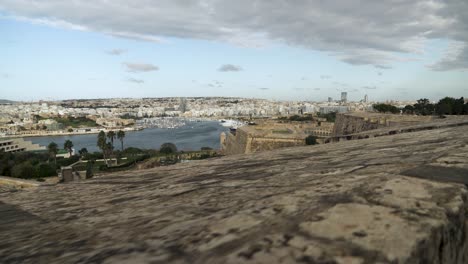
[
  {"left": 317, "top": 112, "right": 337, "bottom": 122},
  {"left": 117, "top": 130, "right": 126, "bottom": 151},
  {"left": 54, "top": 116, "right": 97, "bottom": 128},
  {"left": 201, "top": 147, "right": 213, "bottom": 151},
  {"left": 47, "top": 142, "right": 58, "bottom": 164},
  {"left": 411, "top": 98, "right": 435, "bottom": 116},
  {"left": 305, "top": 135, "right": 318, "bottom": 145},
  {"left": 287, "top": 115, "right": 314, "bottom": 122},
  {"left": 278, "top": 113, "right": 336, "bottom": 123},
  {"left": 75, "top": 143, "right": 217, "bottom": 174},
  {"left": 78, "top": 148, "right": 88, "bottom": 158},
  {"left": 403, "top": 97, "right": 468, "bottom": 116},
  {"left": 97, "top": 131, "right": 110, "bottom": 164},
  {"left": 373, "top": 103, "right": 400, "bottom": 114},
  {"left": 64, "top": 140, "right": 74, "bottom": 157},
  {"left": 160, "top": 143, "right": 178, "bottom": 154},
  {"left": 107, "top": 130, "right": 116, "bottom": 148},
  {"left": 0, "top": 151, "right": 78, "bottom": 179}
]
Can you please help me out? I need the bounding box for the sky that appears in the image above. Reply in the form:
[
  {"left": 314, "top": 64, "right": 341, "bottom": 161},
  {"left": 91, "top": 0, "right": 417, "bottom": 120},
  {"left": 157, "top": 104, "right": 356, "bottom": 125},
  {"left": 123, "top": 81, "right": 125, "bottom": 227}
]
[{"left": 0, "top": 0, "right": 467, "bottom": 102}]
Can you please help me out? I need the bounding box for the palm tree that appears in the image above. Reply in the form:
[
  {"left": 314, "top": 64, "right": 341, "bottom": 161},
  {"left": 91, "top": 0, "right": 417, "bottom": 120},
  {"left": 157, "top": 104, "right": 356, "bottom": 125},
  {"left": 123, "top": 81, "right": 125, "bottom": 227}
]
[
  {"left": 107, "top": 131, "right": 116, "bottom": 149},
  {"left": 47, "top": 142, "right": 58, "bottom": 165},
  {"left": 97, "top": 131, "right": 108, "bottom": 165},
  {"left": 64, "top": 140, "right": 74, "bottom": 158},
  {"left": 107, "top": 131, "right": 116, "bottom": 162},
  {"left": 117, "top": 130, "right": 126, "bottom": 151}
]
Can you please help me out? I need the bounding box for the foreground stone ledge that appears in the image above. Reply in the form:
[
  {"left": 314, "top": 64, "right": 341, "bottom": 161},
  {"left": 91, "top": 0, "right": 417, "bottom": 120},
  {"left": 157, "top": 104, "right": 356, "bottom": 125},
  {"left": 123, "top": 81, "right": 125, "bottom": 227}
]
[
  {"left": 1, "top": 125, "right": 468, "bottom": 263},
  {"left": 0, "top": 176, "right": 43, "bottom": 192}
]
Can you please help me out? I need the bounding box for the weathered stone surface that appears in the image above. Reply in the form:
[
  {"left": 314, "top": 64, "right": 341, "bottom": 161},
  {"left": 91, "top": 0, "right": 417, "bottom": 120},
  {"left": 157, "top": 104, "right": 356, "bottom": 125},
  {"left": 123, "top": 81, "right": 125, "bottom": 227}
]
[
  {"left": 1, "top": 125, "right": 468, "bottom": 263},
  {"left": 325, "top": 113, "right": 468, "bottom": 142},
  {"left": 332, "top": 112, "right": 437, "bottom": 136},
  {"left": 0, "top": 176, "right": 42, "bottom": 192}
]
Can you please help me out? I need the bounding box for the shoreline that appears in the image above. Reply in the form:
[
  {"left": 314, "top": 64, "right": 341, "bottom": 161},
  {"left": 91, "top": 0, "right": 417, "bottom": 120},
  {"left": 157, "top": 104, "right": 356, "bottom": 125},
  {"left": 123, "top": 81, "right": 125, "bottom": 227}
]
[
  {"left": 0, "top": 117, "right": 239, "bottom": 139},
  {"left": 0, "top": 127, "right": 142, "bottom": 139}
]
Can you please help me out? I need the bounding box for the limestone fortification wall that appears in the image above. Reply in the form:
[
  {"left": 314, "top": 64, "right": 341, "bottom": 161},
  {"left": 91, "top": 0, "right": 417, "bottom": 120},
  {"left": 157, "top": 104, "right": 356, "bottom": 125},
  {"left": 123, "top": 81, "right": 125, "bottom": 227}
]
[
  {"left": 332, "top": 114, "right": 381, "bottom": 136},
  {"left": 223, "top": 127, "right": 308, "bottom": 155},
  {"left": 333, "top": 113, "right": 435, "bottom": 136},
  {"left": 249, "top": 136, "right": 305, "bottom": 153},
  {"left": 223, "top": 129, "right": 250, "bottom": 155}
]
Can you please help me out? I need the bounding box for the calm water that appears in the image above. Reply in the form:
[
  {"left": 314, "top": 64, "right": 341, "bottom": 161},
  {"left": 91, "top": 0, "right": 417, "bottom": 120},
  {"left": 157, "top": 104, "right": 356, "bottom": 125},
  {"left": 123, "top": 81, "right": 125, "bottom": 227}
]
[{"left": 25, "top": 120, "right": 228, "bottom": 152}]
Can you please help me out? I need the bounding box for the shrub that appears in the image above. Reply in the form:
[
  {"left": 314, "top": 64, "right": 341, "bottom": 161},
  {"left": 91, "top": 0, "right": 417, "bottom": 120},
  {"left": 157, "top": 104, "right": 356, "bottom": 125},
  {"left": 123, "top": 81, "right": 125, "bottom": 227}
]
[
  {"left": 201, "top": 147, "right": 213, "bottom": 151},
  {"left": 305, "top": 135, "right": 318, "bottom": 145},
  {"left": 11, "top": 162, "right": 36, "bottom": 179},
  {"left": 123, "top": 147, "right": 144, "bottom": 155},
  {"left": 37, "top": 163, "right": 57, "bottom": 178},
  {"left": 373, "top": 103, "right": 399, "bottom": 114},
  {"left": 160, "top": 143, "right": 178, "bottom": 154}
]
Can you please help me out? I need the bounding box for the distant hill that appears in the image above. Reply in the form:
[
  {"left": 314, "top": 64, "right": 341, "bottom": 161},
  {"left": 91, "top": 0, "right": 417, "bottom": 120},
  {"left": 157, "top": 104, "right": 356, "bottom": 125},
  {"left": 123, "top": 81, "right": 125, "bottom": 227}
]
[{"left": 0, "top": 99, "right": 16, "bottom": 104}]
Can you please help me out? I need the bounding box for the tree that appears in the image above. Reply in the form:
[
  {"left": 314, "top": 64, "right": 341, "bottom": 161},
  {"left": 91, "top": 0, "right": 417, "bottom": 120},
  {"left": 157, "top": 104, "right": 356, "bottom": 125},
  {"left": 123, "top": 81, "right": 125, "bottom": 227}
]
[
  {"left": 37, "top": 163, "right": 57, "bottom": 178},
  {"left": 78, "top": 148, "right": 88, "bottom": 158},
  {"left": 86, "top": 160, "right": 94, "bottom": 179},
  {"left": 160, "top": 143, "right": 177, "bottom": 154},
  {"left": 47, "top": 142, "right": 58, "bottom": 165},
  {"left": 436, "top": 97, "right": 465, "bottom": 115},
  {"left": 64, "top": 140, "right": 74, "bottom": 158},
  {"left": 117, "top": 130, "right": 126, "bottom": 151},
  {"left": 414, "top": 98, "right": 435, "bottom": 115},
  {"left": 104, "top": 142, "right": 114, "bottom": 165},
  {"left": 11, "top": 162, "right": 36, "bottom": 179},
  {"left": 107, "top": 131, "right": 116, "bottom": 149},
  {"left": 107, "top": 130, "right": 116, "bottom": 161},
  {"left": 97, "top": 131, "right": 108, "bottom": 165},
  {"left": 305, "top": 135, "right": 318, "bottom": 145},
  {"left": 372, "top": 103, "right": 399, "bottom": 114},
  {"left": 403, "top": 105, "right": 415, "bottom": 114}
]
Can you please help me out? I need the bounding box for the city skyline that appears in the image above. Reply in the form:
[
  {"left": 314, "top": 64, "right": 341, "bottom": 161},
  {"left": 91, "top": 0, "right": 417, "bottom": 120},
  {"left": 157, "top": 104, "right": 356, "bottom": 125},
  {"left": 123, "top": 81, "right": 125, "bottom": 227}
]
[{"left": 1, "top": 1, "right": 467, "bottom": 102}]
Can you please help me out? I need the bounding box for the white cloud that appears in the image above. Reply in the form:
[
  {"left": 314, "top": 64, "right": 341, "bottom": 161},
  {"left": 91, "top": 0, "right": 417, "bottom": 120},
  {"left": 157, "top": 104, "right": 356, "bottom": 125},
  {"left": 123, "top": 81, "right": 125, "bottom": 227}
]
[
  {"left": 123, "top": 62, "right": 159, "bottom": 73},
  {"left": 218, "top": 64, "right": 242, "bottom": 72},
  {"left": 0, "top": 0, "right": 467, "bottom": 70},
  {"left": 429, "top": 41, "right": 468, "bottom": 71}
]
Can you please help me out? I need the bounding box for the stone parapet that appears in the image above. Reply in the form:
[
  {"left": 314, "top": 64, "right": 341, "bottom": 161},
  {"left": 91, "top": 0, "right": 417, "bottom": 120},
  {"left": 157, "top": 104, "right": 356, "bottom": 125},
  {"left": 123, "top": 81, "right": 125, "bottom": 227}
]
[{"left": 1, "top": 125, "right": 468, "bottom": 263}]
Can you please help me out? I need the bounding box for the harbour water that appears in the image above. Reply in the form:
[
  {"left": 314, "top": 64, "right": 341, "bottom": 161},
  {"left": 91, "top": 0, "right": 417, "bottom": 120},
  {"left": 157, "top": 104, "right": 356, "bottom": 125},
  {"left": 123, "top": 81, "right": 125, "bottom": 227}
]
[{"left": 25, "top": 120, "right": 229, "bottom": 152}]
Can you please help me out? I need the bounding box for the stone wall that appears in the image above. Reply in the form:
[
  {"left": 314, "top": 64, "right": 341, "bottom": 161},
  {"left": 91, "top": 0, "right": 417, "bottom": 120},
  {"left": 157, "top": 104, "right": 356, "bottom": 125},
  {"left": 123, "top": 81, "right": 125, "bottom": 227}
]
[
  {"left": 222, "top": 126, "right": 309, "bottom": 155},
  {"left": 222, "top": 129, "right": 250, "bottom": 155},
  {"left": 222, "top": 122, "right": 332, "bottom": 155},
  {"left": 249, "top": 136, "right": 305, "bottom": 153},
  {"left": 2, "top": 124, "right": 468, "bottom": 263},
  {"left": 333, "top": 114, "right": 380, "bottom": 136},
  {"left": 333, "top": 113, "right": 435, "bottom": 136}
]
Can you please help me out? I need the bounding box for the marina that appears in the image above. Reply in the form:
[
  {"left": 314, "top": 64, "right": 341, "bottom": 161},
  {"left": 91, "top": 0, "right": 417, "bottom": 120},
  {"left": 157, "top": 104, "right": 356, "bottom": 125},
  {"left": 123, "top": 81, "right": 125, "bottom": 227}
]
[{"left": 25, "top": 119, "right": 230, "bottom": 152}]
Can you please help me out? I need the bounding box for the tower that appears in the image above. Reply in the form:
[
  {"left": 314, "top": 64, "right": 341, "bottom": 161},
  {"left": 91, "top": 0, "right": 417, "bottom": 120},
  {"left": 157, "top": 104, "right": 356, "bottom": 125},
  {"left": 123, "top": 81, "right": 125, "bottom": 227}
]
[{"left": 341, "top": 92, "right": 347, "bottom": 104}]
